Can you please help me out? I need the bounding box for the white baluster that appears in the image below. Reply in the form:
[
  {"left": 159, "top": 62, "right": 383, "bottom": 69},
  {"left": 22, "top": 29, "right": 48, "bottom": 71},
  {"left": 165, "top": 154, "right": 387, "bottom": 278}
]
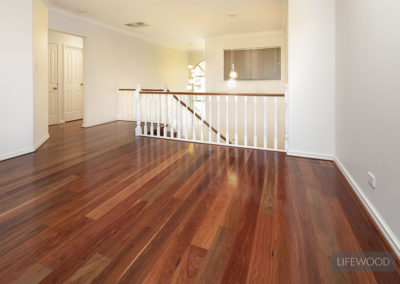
[
  {"left": 116, "top": 88, "right": 120, "bottom": 120},
  {"left": 157, "top": 94, "right": 161, "bottom": 137},
  {"left": 163, "top": 84, "right": 168, "bottom": 138},
  {"left": 179, "top": 95, "right": 185, "bottom": 139},
  {"left": 166, "top": 95, "right": 170, "bottom": 136},
  {"left": 177, "top": 95, "right": 181, "bottom": 139},
  {"left": 131, "top": 91, "right": 135, "bottom": 121},
  {"left": 135, "top": 85, "right": 142, "bottom": 136},
  {"left": 217, "top": 96, "right": 221, "bottom": 144},
  {"left": 285, "top": 86, "right": 289, "bottom": 151},
  {"left": 150, "top": 94, "right": 154, "bottom": 135},
  {"left": 174, "top": 95, "right": 177, "bottom": 138},
  {"left": 208, "top": 95, "right": 212, "bottom": 143},
  {"left": 176, "top": 95, "right": 179, "bottom": 138},
  {"left": 274, "top": 96, "right": 278, "bottom": 150},
  {"left": 201, "top": 96, "right": 204, "bottom": 142},
  {"left": 170, "top": 95, "right": 174, "bottom": 138},
  {"left": 185, "top": 95, "right": 189, "bottom": 140},
  {"left": 192, "top": 99, "right": 196, "bottom": 141},
  {"left": 143, "top": 94, "right": 148, "bottom": 135},
  {"left": 244, "top": 96, "right": 248, "bottom": 146},
  {"left": 254, "top": 96, "right": 257, "bottom": 148},
  {"left": 173, "top": 95, "right": 176, "bottom": 137},
  {"left": 234, "top": 96, "right": 238, "bottom": 145},
  {"left": 163, "top": 94, "right": 167, "bottom": 137},
  {"left": 225, "top": 96, "right": 229, "bottom": 145},
  {"left": 263, "top": 97, "right": 267, "bottom": 148}
]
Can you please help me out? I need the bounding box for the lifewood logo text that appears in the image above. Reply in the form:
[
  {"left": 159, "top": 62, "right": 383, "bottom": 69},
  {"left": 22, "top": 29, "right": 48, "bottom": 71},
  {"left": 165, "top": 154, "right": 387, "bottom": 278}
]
[{"left": 332, "top": 252, "right": 395, "bottom": 272}]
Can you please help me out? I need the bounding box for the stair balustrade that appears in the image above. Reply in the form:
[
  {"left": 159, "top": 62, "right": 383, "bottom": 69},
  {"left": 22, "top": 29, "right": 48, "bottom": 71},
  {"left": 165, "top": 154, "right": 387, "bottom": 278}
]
[{"left": 117, "top": 85, "right": 288, "bottom": 151}]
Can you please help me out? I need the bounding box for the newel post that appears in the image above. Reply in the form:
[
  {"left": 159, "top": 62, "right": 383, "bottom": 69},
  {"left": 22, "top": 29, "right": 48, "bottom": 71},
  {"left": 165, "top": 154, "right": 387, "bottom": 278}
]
[{"left": 135, "top": 84, "right": 142, "bottom": 136}]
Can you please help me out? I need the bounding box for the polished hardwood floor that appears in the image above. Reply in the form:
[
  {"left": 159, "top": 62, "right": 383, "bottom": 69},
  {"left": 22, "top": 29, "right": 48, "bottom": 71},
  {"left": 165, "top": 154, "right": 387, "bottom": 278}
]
[{"left": 0, "top": 120, "right": 399, "bottom": 283}]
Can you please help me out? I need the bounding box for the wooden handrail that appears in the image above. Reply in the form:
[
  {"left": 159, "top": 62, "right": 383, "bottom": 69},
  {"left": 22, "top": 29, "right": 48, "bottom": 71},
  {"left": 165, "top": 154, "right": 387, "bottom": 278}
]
[
  {"left": 119, "top": 89, "right": 284, "bottom": 97},
  {"left": 171, "top": 95, "right": 230, "bottom": 143},
  {"left": 119, "top": 88, "right": 165, "bottom": 92},
  {"left": 139, "top": 91, "right": 284, "bottom": 97}
]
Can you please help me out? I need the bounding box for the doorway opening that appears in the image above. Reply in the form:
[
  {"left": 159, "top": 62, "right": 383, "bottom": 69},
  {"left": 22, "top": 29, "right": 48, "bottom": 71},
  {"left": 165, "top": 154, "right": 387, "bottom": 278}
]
[{"left": 48, "top": 30, "right": 85, "bottom": 126}]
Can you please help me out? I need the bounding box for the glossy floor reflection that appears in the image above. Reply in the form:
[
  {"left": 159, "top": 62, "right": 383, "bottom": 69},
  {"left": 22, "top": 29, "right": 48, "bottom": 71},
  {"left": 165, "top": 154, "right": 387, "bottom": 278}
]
[{"left": 0, "top": 120, "right": 398, "bottom": 283}]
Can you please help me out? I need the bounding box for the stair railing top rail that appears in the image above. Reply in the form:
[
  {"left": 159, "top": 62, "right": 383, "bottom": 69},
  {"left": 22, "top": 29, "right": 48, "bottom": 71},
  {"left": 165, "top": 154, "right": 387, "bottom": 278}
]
[
  {"left": 118, "top": 88, "right": 284, "bottom": 97},
  {"left": 137, "top": 90, "right": 284, "bottom": 97}
]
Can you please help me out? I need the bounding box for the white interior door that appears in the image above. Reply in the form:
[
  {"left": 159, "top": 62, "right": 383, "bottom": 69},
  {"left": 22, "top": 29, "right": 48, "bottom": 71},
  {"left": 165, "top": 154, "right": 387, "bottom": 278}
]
[
  {"left": 48, "top": 43, "right": 58, "bottom": 125},
  {"left": 64, "top": 46, "right": 83, "bottom": 122}
]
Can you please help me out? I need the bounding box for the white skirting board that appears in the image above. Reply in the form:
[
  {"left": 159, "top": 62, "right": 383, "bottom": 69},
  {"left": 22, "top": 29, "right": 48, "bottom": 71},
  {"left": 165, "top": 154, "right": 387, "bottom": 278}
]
[
  {"left": 82, "top": 119, "right": 116, "bottom": 128},
  {"left": 0, "top": 147, "right": 35, "bottom": 162},
  {"left": 0, "top": 133, "right": 49, "bottom": 162},
  {"left": 334, "top": 157, "right": 400, "bottom": 259},
  {"left": 287, "top": 150, "right": 334, "bottom": 161}
]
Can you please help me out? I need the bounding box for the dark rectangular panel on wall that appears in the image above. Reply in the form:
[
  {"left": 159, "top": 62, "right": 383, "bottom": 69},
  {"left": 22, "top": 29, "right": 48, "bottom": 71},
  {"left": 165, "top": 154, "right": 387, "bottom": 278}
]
[{"left": 224, "top": 47, "right": 281, "bottom": 80}]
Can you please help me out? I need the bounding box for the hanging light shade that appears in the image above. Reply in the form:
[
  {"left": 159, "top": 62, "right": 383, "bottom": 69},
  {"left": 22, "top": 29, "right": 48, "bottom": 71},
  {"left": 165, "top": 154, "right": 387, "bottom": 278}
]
[
  {"left": 229, "top": 50, "right": 238, "bottom": 80},
  {"left": 229, "top": 64, "right": 238, "bottom": 79}
]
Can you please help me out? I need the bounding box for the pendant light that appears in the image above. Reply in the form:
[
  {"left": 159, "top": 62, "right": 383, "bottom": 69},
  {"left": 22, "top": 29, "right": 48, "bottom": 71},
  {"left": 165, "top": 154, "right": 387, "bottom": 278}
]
[{"left": 229, "top": 50, "right": 238, "bottom": 79}]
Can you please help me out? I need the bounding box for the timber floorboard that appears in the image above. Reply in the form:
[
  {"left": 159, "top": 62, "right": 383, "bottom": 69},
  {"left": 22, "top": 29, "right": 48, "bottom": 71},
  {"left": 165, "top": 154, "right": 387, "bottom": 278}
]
[{"left": 0, "top": 120, "right": 399, "bottom": 283}]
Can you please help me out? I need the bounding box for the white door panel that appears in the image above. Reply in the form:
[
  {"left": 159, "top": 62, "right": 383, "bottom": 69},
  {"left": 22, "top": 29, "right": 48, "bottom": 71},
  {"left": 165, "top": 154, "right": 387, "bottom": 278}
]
[
  {"left": 64, "top": 46, "right": 83, "bottom": 122},
  {"left": 48, "top": 43, "right": 58, "bottom": 125}
]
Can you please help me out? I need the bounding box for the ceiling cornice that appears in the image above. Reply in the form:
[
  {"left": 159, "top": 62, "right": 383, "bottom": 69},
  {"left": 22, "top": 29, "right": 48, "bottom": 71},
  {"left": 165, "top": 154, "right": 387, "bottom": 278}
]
[{"left": 204, "top": 30, "right": 285, "bottom": 41}]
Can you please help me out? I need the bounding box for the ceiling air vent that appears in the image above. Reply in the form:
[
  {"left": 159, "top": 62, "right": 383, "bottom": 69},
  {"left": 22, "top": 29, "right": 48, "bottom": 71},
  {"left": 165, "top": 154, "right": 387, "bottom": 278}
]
[{"left": 125, "top": 22, "right": 149, "bottom": 28}]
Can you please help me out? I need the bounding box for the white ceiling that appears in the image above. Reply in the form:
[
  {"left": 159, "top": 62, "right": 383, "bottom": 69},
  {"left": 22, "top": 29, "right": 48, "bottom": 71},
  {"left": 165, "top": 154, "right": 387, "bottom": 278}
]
[{"left": 48, "top": 0, "right": 286, "bottom": 50}]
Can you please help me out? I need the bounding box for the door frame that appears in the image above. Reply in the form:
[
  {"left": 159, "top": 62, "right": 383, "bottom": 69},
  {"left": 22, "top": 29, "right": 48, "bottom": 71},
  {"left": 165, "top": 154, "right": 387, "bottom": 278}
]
[
  {"left": 48, "top": 41, "right": 59, "bottom": 125},
  {"left": 48, "top": 29, "right": 85, "bottom": 125}
]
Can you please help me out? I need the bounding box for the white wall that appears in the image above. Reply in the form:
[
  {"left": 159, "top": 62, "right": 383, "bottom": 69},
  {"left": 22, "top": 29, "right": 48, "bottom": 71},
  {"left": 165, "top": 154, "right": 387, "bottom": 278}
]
[
  {"left": 205, "top": 32, "right": 287, "bottom": 93},
  {"left": 48, "top": 30, "right": 84, "bottom": 123},
  {"left": 287, "top": 0, "right": 335, "bottom": 158},
  {"left": 336, "top": 0, "right": 400, "bottom": 254},
  {"left": 0, "top": 0, "right": 34, "bottom": 160},
  {"left": 33, "top": 0, "right": 49, "bottom": 149},
  {"left": 49, "top": 9, "right": 188, "bottom": 127}
]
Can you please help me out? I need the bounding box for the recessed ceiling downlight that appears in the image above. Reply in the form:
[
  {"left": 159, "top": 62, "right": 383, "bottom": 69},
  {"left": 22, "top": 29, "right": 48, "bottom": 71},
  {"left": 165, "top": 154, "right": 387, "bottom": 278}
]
[
  {"left": 76, "top": 7, "right": 87, "bottom": 13},
  {"left": 228, "top": 12, "right": 239, "bottom": 17},
  {"left": 125, "top": 22, "right": 149, "bottom": 28}
]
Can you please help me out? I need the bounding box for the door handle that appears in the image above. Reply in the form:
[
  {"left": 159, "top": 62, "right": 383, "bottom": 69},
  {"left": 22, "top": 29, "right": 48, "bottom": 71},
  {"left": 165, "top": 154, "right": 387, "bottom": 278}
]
[
  {"left": 80, "top": 83, "right": 84, "bottom": 86},
  {"left": 53, "top": 87, "right": 58, "bottom": 90}
]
